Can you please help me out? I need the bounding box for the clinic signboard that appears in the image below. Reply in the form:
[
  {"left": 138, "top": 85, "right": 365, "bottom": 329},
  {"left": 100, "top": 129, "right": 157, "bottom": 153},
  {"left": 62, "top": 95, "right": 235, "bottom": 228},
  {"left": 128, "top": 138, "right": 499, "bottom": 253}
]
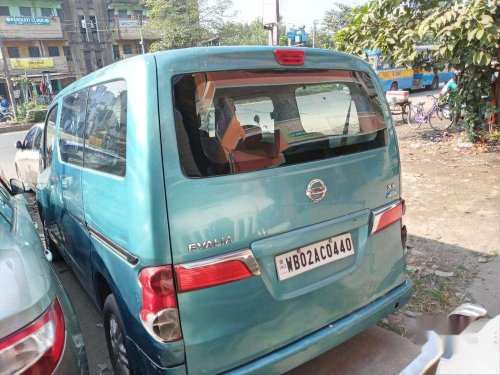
[{"left": 5, "top": 16, "right": 51, "bottom": 25}]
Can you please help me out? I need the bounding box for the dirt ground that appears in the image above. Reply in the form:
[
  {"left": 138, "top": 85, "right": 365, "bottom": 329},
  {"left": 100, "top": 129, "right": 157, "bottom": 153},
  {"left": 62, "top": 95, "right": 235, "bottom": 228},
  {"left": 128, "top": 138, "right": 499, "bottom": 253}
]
[{"left": 381, "top": 91, "right": 500, "bottom": 337}]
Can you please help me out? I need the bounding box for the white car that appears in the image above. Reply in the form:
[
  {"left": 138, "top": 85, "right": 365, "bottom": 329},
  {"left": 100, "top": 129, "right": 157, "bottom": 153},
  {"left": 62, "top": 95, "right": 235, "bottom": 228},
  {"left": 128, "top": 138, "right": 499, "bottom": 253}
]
[{"left": 14, "top": 123, "right": 44, "bottom": 191}]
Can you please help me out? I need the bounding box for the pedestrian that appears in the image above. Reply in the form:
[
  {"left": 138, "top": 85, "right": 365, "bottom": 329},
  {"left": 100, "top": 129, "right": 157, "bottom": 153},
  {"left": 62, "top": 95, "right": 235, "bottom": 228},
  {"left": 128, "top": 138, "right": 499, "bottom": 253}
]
[
  {"left": 0, "top": 95, "right": 10, "bottom": 111},
  {"left": 439, "top": 72, "right": 458, "bottom": 98}
]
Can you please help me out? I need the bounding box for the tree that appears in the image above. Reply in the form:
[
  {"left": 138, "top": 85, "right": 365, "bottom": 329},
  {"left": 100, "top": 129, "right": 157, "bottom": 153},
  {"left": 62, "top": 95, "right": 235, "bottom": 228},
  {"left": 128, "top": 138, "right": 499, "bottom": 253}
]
[
  {"left": 336, "top": 0, "right": 499, "bottom": 138},
  {"left": 313, "top": 3, "right": 354, "bottom": 50},
  {"left": 218, "top": 19, "right": 268, "bottom": 46},
  {"left": 142, "top": 0, "right": 234, "bottom": 50}
]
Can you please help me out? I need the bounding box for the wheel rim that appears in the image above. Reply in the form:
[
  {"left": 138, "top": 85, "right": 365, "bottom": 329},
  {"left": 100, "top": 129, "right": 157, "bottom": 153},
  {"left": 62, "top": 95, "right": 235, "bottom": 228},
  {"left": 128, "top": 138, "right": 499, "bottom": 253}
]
[{"left": 109, "top": 315, "right": 129, "bottom": 375}]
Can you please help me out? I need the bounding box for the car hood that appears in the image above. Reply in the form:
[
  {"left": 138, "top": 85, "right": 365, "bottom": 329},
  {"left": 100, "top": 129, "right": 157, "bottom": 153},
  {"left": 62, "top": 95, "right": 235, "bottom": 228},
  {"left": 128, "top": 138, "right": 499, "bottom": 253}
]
[{"left": 0, "top": 196, "right": 54, "bottom": 339}]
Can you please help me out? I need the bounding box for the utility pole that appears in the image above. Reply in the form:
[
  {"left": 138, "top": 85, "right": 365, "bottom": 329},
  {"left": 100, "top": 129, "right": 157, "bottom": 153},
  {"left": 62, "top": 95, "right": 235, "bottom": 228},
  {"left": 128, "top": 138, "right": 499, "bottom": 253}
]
[
  {"left": 139, "top": 15, "right": 145, "bottom": 54},
  {"left": 0, "top": 36, "right": 17, "bottom": 118},
  {"left": 263, "top": 0, "right": 280, "bottom": 46},
  {"left": 312, "top": 20, "right": 318, "bottom": 48}
]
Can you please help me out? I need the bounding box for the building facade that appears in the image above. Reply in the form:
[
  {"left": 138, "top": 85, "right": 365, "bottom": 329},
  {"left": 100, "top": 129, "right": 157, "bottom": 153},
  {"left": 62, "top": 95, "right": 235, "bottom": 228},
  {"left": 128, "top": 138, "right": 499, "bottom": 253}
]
[
  {"left": 0, "top": 0, "right": 153, "bottom": 103},
  {"left": 0, "top": 0, "right": 74, "bottom": 101}
]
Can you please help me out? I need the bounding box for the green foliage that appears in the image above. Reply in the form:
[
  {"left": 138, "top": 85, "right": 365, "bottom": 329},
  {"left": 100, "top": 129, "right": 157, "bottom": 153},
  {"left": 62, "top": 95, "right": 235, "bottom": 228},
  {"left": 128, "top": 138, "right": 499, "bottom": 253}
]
[
  {"left": 337, "top": 0, "right": 500, "bottom": 139},
  {"left": 142, "top": 0, "right": 234, "bottom": 50},
  {"left": 17, "top": 101, "right": 47, "bottom": 123},
  {"left": 314, "top": 3, "right": 355, "bottom": 50},
  {"left": 218, "top": 19, "right": 267, "bottom": 46}
]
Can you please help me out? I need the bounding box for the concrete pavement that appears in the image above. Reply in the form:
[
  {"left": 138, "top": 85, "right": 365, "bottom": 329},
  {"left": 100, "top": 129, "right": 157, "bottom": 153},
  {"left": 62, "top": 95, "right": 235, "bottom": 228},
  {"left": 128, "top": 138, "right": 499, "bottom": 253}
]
[{"left": 288, "top": 326, "right": 420, "bottom": 375}]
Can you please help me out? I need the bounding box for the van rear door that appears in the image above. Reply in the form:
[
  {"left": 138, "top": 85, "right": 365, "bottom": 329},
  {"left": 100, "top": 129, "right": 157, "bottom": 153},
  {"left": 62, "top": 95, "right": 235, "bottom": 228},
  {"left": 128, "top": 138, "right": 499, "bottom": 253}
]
[{"left": 161, "top": 65, "right": 406, "bottom": 374}]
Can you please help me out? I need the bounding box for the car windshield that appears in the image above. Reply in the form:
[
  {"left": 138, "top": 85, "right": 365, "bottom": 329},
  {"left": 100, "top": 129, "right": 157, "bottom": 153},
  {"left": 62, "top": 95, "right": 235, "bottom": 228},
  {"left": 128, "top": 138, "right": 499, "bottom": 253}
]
[{"left": 173, "top": 69, "right": 386, "bottom": 177}]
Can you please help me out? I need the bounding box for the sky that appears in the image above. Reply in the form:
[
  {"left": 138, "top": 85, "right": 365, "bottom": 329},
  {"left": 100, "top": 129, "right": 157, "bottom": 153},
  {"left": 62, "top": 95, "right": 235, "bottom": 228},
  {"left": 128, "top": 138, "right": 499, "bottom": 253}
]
[{"left": 231, "top": 0, "right": 366, "bottom": 29}]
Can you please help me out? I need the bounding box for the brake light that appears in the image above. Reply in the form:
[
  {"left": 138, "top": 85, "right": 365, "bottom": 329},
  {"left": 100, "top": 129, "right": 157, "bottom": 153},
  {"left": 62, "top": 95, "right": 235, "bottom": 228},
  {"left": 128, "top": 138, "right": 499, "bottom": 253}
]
[
  {"left": 175, "top": 260, "right": 253, "bottom": 293},
  {"left": 138, "top": 266, "right": 182, "bottom": 342},
  {"left": 274, "top": 49, "right": 305, "bottom": 65},
  {"left": 0, "top": 298, "right": 65, "bottom": 375},
  {"left": 371, "top": 199, "right": 405, "bottom": 235}
]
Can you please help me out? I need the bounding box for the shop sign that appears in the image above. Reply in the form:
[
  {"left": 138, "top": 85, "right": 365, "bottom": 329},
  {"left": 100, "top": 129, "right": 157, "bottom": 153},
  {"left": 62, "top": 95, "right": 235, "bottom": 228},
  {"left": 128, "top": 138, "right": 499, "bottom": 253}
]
[
  {"left": 10, "top": 58, "right": 54, "bottom": 70},
  {"left": 5, "top": 16, "right": 51, "bottom": 25},
  {"left": 118, "top": 19, "right": 145, "bottom": 28}
]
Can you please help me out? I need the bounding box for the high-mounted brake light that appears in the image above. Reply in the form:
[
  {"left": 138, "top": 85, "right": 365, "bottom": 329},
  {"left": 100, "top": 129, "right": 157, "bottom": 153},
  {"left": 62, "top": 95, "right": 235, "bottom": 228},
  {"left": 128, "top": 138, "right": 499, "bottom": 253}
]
[
  {"left": 371, "top": 199, "right": 405, "bottom": 235},
  {"left": 0, "top": 298, "right": 65, "bottom": 375},
  {"left": 175, "top": 260, "right": 253, "bottom": 293},
  {"left": 138, "top": 266, "right": 182, "bottom": 342},
  {"left": 274, "top": 49, "right": 305, "bottom": 65}
]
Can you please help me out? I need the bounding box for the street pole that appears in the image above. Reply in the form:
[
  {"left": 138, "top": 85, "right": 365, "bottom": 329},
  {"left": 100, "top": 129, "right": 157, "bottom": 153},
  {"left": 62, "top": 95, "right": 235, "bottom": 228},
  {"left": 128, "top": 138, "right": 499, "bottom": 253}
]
[
  {"left": 312, "top": 20, "right": 318, "bottom": 48},
  {"left": 0, "top": 36, "right": 17, "bottom": 118}
]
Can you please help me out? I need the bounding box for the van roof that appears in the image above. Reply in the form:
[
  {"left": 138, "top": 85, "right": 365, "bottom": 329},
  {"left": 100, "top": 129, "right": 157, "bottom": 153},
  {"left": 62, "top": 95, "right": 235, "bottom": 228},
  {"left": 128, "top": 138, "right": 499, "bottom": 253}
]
[{"left": 53, "top": 46, "right": 373, "bottom": 102}]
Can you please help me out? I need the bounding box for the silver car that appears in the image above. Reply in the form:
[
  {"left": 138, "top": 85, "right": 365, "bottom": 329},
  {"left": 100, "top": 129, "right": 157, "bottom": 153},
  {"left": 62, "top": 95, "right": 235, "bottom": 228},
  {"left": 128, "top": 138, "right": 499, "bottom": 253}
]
[
  {"left": 0, "top": 176, "right": 88, "bottom": 374},
  {"left": 14, "top": 123, "right": 44, "bottom": 191}
]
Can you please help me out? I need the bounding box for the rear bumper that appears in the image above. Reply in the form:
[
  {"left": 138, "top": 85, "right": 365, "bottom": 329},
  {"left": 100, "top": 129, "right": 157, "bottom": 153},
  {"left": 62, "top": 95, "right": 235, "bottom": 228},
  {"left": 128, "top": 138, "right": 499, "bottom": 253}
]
[{"left": 227, "top": 278, "right": 412, "bottom": 375}]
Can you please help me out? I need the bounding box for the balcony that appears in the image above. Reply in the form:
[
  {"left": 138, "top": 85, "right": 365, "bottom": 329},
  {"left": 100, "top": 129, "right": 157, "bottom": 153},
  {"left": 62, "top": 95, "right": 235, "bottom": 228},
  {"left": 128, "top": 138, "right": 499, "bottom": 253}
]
[
  {"left": 1, "top": 56, "right": 71, "bottom": 77},
  {"left": 0, "top": 15, "right": 63, "bottom": 39}
]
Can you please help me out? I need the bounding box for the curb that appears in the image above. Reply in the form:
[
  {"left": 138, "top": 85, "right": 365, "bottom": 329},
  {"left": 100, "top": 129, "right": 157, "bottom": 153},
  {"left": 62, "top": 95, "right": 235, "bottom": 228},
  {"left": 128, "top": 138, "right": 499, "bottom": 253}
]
[{"left": 0, "top": 124, "right": 32, "bottom": 134}]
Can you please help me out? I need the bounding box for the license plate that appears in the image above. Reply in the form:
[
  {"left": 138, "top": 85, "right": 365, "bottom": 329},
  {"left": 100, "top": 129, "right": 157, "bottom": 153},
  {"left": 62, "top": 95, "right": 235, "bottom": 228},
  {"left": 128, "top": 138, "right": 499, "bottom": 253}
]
[{"left": 275, "top": 233, "right": 354, "bottom": 281}]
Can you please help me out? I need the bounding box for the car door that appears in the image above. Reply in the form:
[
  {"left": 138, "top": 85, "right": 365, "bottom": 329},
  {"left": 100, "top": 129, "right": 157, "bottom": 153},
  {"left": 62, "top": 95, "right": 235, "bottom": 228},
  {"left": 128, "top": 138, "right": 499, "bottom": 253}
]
[
  {"left": 17, "top": 128, "right": 37, "bottom": 181},
  {"left": 28, "top": 127, "right": 43, "bottom": 188},
  {"left": 55, "top": 89, "right": 92, "bottom": 292},
  {"left": 38, "top": 104, "right": 61, "bottom": 243}
]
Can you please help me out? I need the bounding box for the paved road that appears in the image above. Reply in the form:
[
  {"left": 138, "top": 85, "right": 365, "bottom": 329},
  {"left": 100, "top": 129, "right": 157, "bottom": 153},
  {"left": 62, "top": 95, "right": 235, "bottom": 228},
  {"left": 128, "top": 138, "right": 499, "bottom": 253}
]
[{"left": 0, "top": 130, "right": 26, "bottom": 181}]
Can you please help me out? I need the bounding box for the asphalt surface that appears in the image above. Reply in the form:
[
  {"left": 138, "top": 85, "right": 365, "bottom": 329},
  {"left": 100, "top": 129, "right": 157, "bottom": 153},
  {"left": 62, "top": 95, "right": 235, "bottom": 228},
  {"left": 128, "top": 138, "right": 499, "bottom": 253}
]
[{"left": 0, "top": 129, "right": 27, "bottom": 181}]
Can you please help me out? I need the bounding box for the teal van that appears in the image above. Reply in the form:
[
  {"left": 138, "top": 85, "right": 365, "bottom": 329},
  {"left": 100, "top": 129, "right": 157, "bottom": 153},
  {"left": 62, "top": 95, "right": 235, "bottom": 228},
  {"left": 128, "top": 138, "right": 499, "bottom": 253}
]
[{"left": 37, "top": 47, "right": 411, "bottom": 374}]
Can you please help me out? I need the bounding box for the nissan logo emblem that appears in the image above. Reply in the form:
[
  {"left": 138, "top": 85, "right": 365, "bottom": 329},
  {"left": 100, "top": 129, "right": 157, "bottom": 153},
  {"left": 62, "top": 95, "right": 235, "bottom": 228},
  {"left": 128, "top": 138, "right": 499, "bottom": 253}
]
[{"left": 306, "top": 179, "right": 327, "bottom": 202}]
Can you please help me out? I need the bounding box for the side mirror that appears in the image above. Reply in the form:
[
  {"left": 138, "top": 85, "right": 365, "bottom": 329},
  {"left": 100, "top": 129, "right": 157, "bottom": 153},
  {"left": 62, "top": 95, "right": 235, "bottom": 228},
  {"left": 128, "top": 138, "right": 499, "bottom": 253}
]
[
  {"left": 9, "top": 179, "right": 28, "bottom": 195},
  {"left": 253, "top": 115, "right": 260, "bottom": 125},
  {"left": 16, "top": 141, "right": 23, "bottom": 149}
]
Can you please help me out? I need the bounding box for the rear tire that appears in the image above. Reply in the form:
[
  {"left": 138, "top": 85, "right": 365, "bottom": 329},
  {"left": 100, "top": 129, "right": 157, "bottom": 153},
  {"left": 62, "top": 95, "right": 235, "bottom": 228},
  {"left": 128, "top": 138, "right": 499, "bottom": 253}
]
[
  {"left": 429, "top": 109, "right": 453, "bottom": 131},
  {"left": 104, "top": 294, "right": 132, "bottom": 375},
  {"left": 390, "top": 82, "right": 398, "bottom": 91},
  {"left": 407, "top": 106, "right": 422, "bottom": 129}
]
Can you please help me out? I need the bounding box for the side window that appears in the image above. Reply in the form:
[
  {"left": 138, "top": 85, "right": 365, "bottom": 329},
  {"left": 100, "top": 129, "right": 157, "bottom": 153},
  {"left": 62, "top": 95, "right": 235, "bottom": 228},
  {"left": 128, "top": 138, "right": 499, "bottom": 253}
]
[
  {"left": 60, "top": 90, "right": 87, "bottom": 166},
  {"left": 84, "top": 81, "right": 127, "bottom": 176},
  {"left": 23, "top": 127, "right": 37, "bottom": 149},
  {"left": 34, "top": 128, "right": 43, "bottom": 150},
  {"left": 43, "top": 105, "right": 58, "bottom": 168}
]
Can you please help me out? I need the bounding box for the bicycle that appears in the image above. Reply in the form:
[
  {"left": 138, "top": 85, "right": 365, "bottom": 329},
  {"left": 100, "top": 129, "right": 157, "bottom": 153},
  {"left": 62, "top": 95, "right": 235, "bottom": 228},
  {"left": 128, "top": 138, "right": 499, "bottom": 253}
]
[
  {"left": 407, "top": 95, "right": 454, "bottom": 131},
  {"left": 0, "top": 108, "right": 14, "bottom": 122}
]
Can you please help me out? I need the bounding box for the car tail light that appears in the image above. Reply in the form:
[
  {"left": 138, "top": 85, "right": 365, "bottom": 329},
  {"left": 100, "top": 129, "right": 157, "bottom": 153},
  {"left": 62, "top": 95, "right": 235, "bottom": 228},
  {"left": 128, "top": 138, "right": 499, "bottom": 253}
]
[
  {"left": 0, "top": 298, "right": 65, "bottom": 375},
  {"left": 138, "top": 266, "right": 182, "bottom": 342},
  {"left": 175, "top": 260, "right": 253, "bottom": 293},
  {"left": 274, "top": 49, "right": 305, "bottom": 65},
  {"left": 371, "top": 199, "right": 405, "bottom": 235}
]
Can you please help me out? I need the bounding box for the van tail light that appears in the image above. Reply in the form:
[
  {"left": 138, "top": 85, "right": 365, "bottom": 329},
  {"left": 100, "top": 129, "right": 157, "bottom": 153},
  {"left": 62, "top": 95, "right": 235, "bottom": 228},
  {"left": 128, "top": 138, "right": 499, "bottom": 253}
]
[
  {"left": 0, "top": 298, "right": 65, "bottom": 375},
  {"left": 175, "top": 260, "right": 253, "bottom": 293},
  {"left": 138, "top": 266, "right": 182, "bottom": 342},
  {"left": 174, "top": 249, "right": 261, "bottom": 294},
  {"left": 274, "top": 49, "right": 305, "bottom": 65},
  {"left": 371, "top": 199, "right": 405, "bottom": 235}
]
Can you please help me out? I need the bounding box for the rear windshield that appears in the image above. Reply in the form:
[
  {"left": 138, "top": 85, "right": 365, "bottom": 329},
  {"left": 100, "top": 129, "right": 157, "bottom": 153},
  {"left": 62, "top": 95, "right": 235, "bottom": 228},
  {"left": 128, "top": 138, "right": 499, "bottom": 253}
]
[{"left": 173, "top": 70, "right": 386, "bottom": 178}]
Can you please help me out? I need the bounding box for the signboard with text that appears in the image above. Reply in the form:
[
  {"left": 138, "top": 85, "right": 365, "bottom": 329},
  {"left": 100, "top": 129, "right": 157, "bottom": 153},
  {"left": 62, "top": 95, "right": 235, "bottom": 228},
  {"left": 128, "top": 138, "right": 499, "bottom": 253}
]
[
  {"left": 5, "top": 16, "right": 51, "bottom": 25},
  {"left": 10, "top": 58, "right": 55, "bottom": 70},
  {"left": 118, "top": 19, "right": 145, "bottom": 28}
]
